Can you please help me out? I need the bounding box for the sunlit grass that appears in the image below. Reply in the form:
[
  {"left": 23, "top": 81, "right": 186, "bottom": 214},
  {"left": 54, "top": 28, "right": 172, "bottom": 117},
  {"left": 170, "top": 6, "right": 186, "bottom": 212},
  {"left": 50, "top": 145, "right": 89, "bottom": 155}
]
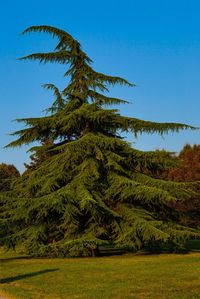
[{"left": 1, "top": 248, "right": 200, "bottom": 299}]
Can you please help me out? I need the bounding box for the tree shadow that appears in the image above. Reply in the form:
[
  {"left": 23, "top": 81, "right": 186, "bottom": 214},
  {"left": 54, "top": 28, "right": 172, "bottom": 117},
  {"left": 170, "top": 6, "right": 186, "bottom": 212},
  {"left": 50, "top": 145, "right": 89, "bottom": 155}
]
[
  {"left": 0, "top": 268, "right": 59, "bottom": 284},
  {"left": 0, "top": 256, "right": 32, "bottom": 262}
]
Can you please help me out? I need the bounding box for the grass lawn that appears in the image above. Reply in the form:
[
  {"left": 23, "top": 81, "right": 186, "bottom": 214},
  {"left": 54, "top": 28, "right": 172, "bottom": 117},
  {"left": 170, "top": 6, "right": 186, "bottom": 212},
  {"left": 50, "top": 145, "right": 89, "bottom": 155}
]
[{"left": 0, "top": 248, "right": 200, "bottom": 299}]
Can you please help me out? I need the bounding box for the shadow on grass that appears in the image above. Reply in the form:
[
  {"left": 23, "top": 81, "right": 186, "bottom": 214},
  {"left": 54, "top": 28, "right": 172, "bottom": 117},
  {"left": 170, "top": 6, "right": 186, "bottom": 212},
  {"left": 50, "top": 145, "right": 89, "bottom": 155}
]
[
  {"left": 0, "top": 268, "right": 59, "bottom": 284},
  {"left": 0, "top": 256, "right": 31, "bottom": 262}
]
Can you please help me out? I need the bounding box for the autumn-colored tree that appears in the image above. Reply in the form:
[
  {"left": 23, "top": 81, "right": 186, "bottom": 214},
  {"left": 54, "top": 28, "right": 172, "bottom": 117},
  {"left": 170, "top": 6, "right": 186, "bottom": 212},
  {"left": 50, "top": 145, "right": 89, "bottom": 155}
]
[
  {"left": 163, "top": 144, "right": 200, "bottom": 228},
  {"left": 167, "top": 144, "right": 200, "bottom": 182},
  {"left": 0, "top": 163, "right": 20, "bottom": 191}
]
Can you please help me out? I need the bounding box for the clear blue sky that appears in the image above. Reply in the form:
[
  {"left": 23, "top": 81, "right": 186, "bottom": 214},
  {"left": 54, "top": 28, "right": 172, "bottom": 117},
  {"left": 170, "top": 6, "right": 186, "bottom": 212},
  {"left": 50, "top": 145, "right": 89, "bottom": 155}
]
[{"left": 0, "top": 0, "right": 200, "bottom": 172}]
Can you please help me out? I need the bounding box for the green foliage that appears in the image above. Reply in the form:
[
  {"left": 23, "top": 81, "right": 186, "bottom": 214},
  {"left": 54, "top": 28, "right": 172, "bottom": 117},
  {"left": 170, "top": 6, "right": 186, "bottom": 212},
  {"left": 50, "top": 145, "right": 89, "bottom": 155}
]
[{"left": 1, "top": 25, "right": 199, "bottom": 256}]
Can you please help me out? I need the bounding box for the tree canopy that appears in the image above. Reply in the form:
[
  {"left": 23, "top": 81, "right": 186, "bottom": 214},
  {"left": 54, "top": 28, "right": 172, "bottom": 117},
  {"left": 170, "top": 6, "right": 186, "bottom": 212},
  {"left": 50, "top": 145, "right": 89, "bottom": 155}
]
[
  {"left": 1, "top": 26, "right": 199, "bottom": 256},
  {"left": 156, "top": 144, "right": 200, "bottom": 229},
  {"left": 0, "top": 163, "right": 20, "bottom": 192},
  {"left": 166, "top": 144, "right": 200, "bottom": 182}
]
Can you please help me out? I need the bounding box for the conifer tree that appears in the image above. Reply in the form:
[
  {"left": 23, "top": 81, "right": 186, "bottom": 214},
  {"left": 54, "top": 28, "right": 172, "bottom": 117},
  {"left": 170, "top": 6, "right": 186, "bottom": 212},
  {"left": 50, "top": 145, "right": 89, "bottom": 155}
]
[{"left": 1, "top": 26, "right": 199, "bottom": 256}]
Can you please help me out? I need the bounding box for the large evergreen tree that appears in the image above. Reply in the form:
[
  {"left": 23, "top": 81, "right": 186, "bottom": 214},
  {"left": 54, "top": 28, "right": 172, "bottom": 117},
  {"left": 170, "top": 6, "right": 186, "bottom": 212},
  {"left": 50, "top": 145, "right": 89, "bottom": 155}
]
[{"left": 1, "top": 26, "right": 199, "bottom": 256}]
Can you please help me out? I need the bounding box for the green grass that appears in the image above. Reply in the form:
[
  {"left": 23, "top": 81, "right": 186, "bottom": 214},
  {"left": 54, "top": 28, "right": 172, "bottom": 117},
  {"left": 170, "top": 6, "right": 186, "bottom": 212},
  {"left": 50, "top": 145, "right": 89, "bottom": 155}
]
[{"left": 1, "top": 248, "right": 200, "bottom": 299}]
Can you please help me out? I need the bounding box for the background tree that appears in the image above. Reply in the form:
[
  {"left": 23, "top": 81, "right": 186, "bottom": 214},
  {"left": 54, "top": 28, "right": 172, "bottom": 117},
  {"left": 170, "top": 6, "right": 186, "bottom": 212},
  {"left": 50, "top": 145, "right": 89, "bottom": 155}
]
[
  {"left": 147, "top": 144, "right": 200, "bottom": 229},
  {"left": 167, "top": 144, "right": 200, "bottom": 182},
  {"left": 165, "top": 144, "right": 200, "bottom": 229},
  {"left": 0, "top": 163, "right": 20, "bottom": 191},
  {"left": 0, "top": 163, "right": 20, "bottom": 247},
  {"left": 1, "top": 26, "right": 199, "bottom": 256}
]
